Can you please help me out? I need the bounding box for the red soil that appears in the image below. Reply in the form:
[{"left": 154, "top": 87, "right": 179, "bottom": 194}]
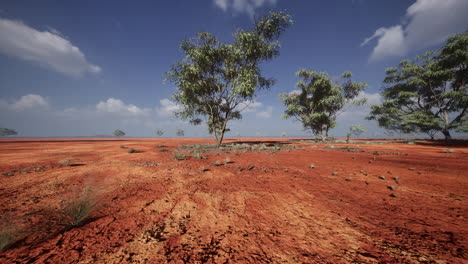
[{"left": 0, "top": 138, "right": 466, "bottom": 263}]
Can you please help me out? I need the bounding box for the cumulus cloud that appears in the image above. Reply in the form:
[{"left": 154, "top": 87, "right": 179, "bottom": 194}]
[
  {"left": 237, "top": 100, "right": 263, "bottom": 113},
  {"left": 213, "top": 0, "right": 277, "bottom": 17},
  {"left": 361, "top": 0, "right": 468, "bottom": 61},
  {"left": 256, "top": 105, "right": 273, "bottom": 119},
  {"left": 96, "top": 98, "right": 150, "bottom": 116},
  {"left": 156, "top": 98, "right": 182, "bottom": 117},
  {"left": 0, "top": 18, "right": 101, "bottom": 77},
  {"left": 0, "top": 94, "right": 49, "bottom": 111}
]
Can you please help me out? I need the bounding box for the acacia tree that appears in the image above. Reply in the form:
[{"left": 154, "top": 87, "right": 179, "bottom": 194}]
[
  {"left": 167, "top": 11, "right": 292, "bottom": 146},
  {"left": 346, "top": 124, "right": 366, "bottom": 143},
  {"left": 156, "top": 129, "right": 164, "bottom": 136},
  {"left": 113, "top": 129, "right": 125, "bottom": 137},
  {"left": 279, "top": 70, "right": 367, "bottom": 140},
  {"left": 368, "top": 32, "right": 467, "bottom": 140},
  {"left": 0, "top": 128, "right": 17, "bottom": 136},
  {"left": 176, "top": 129, "right": 184, "bottom": 137}
]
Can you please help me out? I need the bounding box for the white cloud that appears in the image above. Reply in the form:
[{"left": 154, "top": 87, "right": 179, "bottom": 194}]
[
  {"left": 0, "top": 18, "right": 101, "bottom": 77},
  {"left": 256, "top": 105, "right": 272, "bottom": 119},
  {"left": 237, "top": 100, "right": 263, "bottom": 113},
  {"left": 0, "top": 94, "right": 49, "bottom": 111},
  {"left": 96, "top": 98, "right": 150, "bottom": 116},
  {"left": 213, "top": 0, "right": 277, "bottom": 17},
  {"left": 361, "top": 0, "right": 468, "bottom": 61},
  {"left": 156, "top": 98, "right": 181, "bottom": 117}
]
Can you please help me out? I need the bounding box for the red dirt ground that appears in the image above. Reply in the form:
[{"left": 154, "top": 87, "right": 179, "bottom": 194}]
[{"left": 0, "top": 138, "right": 466, "bottom": 263}]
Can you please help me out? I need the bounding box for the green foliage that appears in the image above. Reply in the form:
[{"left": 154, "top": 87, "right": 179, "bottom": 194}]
[
  {"left": 281, "top": 132, "right": 287, "bottom": 137},
  {"left": 0, "top": 128, "right": 17, "bottom": 136},
  {"left": 367, "top": 32, "right": 468, "bottom": 140},
  {"left": 120, "top": 145, "right": 127, "bottom": 149},
  {"left": 52, "top": 187, "right": 98, "bottom": 229},
  {"left": 128, "top": 148, "right": 141, "bottom": 153},
  {"left": 346, "top": 124, "right": 366, "bottom": 142},
  {"left": 113, "top": 129, "right": 125, "bottom": 137},
  {"left": 279, "top": 70, "right": 367, "bottom": 140},
  {"left": 174, "top": 153, "right": 187, "bottom": 160},
  {"left": 167, "top": 11, "right": 292, "bottom": 146},
  {"left": 176, "top": 129, "right": 185, "bottom": 137},
  {"left": 156, "top": 129, "right": 164, "bottom": 136}
]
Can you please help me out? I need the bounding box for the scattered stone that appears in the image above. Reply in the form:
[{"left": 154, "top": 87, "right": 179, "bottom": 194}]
[
  {"left": 417, "top": 172, "right": 423, "bottom": 175},
  {"left": 247, "top": 165, "right": 255, "bottom": 170},
  {"left": 408, "top": 168, "right": 415, "bottom": 171},
  {"left": 309, "top": 164, "right": 315, "bottom": 169},
  {"left": 388, "top": 185, "right": 397, "bottom": 191},
  {"left": 58, "top": 159, "right": 71, "bottom": 166},
  {"left": 284, "top": 169, "right": 288, "bottom": 172},
  {"left": 379, "top": 176, "right": 386, "bottom": 180},
  {"left": 332, "top": 171, "right": 338, "bottom": 176},
  {"left": 345, "top": 178, "right": 352, "bottom": 182},
  {"left": 390, "top": 193, "right": 398, "bottom": 198},
  {"left": 365, "top": 181, "right": 370, "bottom": 185},
  {"left": 2, "top": 173, "right": 14, "bottom": 176}
]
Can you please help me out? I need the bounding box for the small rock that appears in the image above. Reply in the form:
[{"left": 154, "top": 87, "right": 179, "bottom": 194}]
[
  {"left": 309, "top": 164, "right": 315, "bottom": 169},
  {"left": 408, "top": 168, "right": 415, "bottom": 171},
  {"left": 332, "top": 171, "right": 338, "bottom": 176},
  {"left": 390, "top": 193, "right": 398, "bottom": 198},
  {"left": 345, "top": 178, "right": 352, "bottom": 182},
  {"left": 379, "top": 176, "right": 386, "bottom": 180},
  {"left": 388, "top": 185, "right": 397, "bottom": 191}
]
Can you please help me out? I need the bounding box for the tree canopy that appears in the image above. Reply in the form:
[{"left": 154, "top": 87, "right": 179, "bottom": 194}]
[
  {"left": 0, "top": 128, "right": 18, "bottom": 136},
  {"left": 156, "top": 129, "right": 164, "bottom": 136},
  {"left": 346, "top": 124, "right": 366, "bottom": 142},
  {"left": 167, "top": 11, "right": 292, "bottom": 146},
  {"left": 176, "top": 129, "right": 184, "bottom": 137},
  {"left": 279, "top": 69, "right": 367, "bottom": 140},
  {"left": 113, "top": 129, "right": 125, "bottom": 137},
  {"left": 367, "top": 32, "right": 467, "bottom": 140}
]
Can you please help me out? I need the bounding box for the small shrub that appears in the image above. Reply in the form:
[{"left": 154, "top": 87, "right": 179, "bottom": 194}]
[
  {"left": 193, "top": 153, "right": 205, "bottom": 159},
  {"left": 174, "top": 153, "right": 187, "bottom": 160},
  {"left": 224, "top": 157, "right": 232, "bottom": 165},
  {"left": 58, "top": 159, "right": 71, "bottom": 166},
  {"left": 128, "top": 148, "right": 141, "bottom": 153},
  {"left": 156, "top": 144, "right": 166, "bottom": 148},
  {"left": 407, "top": 141, "right": 415, "bottom": 145},
  {"left": 444, "top": 148, "right": 456, "bottom": 153},
  {"left": 212, "top": 160, "right": 222, "bottom": 166},
  {"left": 50, "top": 187, "right": 98, "bottom": 229},
  {"left": 0, "top": 225, "right": 20, "bottom": 252},
  {"left": 120, "top": 145, "right": 127, "bottom": 149}
]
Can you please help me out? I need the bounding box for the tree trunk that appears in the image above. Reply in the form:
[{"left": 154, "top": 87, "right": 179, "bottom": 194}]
[{"left": 442, "top": 129, "right": 452, "bottom": 141}]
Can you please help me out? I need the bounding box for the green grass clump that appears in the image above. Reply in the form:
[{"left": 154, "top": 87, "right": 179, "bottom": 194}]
[
  {"left": 120, "top": 145, "right": 127, "bottom": 149},
  {"left": 444, "top": 148, "right": 456, "bottom": 153},
  {"left": 174, "top": 153, "right": 187, "bottom": 160},
  {"left": 0, "top": 225, "right": 20, "bottom": 252},
  {"left": 193, "top": 153, "right": 205, "bottom": 159},
  {"left": 128, "top": 148, "right": 141, "bottom": 153}
]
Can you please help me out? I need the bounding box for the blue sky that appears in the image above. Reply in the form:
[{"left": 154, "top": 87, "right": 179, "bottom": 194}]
[{"left": 0, "top": 0, "right": 467, "bottom": 137}]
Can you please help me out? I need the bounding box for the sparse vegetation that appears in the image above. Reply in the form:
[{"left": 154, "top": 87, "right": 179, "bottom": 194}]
[
  {"left": 58, "top": 159, "right": 71, "bottom": 166},
  {"left": 48, "top": 187, "right": 99, "bottom": 229},
  {"left": 176, "top": 129, "right": 185, "bottom": 137},
  {"left": 174, "top": 153, "right": 188, "bottom": 160},
  {"left": 128, "top": 148, "right": 141, "bottom": 153},
  {"left": 120, "top": 145, "right": 127, "bottom": 149},
  {"left": 113, "top": 129, "right": 125, "bottom": 137},
  {"left": 346, "top": 124, "right": 366, "bottom": 143},
  {"left": 0, "top": 128, "right": 18, "bottom": 137},
  {"left": 444, "top": 148, "right": 456, "bottom": 153},
  {"left": 156, "top": 129, "right": 164, "bottom": 137}
]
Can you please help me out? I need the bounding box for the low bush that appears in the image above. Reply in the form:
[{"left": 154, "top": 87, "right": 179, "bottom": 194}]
[
  {"left": 128, "top": 148, "right": 141, "bottom": 153},
  {"left": 120, "top": 145, "right": 127, "bottom": 149},
  {"left": 174, "top": 153, "right": 188, "bottom": 160},
  {"left": 52, "top": 187, "right": 98, "bottom": 229},
  {"left": 444, "top": 148, "right": 456, "bottom": 153}
]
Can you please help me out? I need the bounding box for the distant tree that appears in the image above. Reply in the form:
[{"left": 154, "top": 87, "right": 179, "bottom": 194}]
[
  {"left": 281, "top": 132, "right": 287, "bottom": 137},
  {"left": 346, "top": 124, "right": 366, "bottom": 143},
  {"left": 176, "top": 129, "right": 184, "bottom": 137},
  {"left": 367, "top": 32, "right": 467, "bottom": 140},
  {"left": 0, "top": 128, "right": 17, "bottom": 136},
  {"left": 279, "top": 70, "right": 367, "bottom": 141},
  {"left": 113, "top": 129, "right": 125, "bottom": 137},
  {"left": 167, "top": 11, "right": 292, "bottom": 147},
  {"left": 235, "top": 132, "right": 241, "bottom": 138},
  {"left": 156, "top": 129, "right": 164, "bottom": 137}
]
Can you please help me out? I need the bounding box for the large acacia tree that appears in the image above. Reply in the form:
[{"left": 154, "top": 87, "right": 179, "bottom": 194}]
[
  {"left": 167, "top": 11, "right": 292, "bottom": 146},
  {"left": 279, "top": 70, "right": 367, "bottom": 140},
  {"left": 368, "top": 32, "right": 467, "bottom": 140},
  {"left": 0, "top": 128, "right": 17, "bottom": 136}
]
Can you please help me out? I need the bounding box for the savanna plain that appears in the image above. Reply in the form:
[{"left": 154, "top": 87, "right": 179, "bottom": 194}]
[{"left": 0, "top": 138, "right": 466, "bottom": 263}]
